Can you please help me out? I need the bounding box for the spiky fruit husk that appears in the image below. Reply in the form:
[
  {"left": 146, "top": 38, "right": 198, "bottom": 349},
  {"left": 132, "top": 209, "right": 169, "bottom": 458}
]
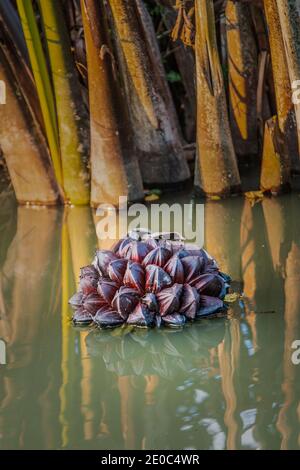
[{"left": 69, "top": 234, "right": 229, "bottom": 328}]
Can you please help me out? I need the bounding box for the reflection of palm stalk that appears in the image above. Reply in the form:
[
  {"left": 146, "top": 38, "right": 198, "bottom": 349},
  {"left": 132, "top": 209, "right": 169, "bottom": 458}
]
[
  {"left": 60, "top": 218, "right": 76, "bottom": 448},
  {"left": 277, "top": 241, "right": 300, "bottom": 449},
  {"left": 60, "top": 208, "right": 97, "bottom": 447}
]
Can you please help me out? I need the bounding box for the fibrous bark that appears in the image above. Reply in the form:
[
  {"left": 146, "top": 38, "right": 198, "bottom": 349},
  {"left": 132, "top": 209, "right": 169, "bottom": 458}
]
[
  {"left": 0, "top": 55, "right": 60, "bottom": 205},
  {"left": 81, "top": 0, "right": 143, "bottom": 207},
  {"left": 194, "top": 0, "right": 241, "bottom": 196},
  {"left": 261, "top": 0, "right": 298, "bottom": 190},
  {"left": 260, "top": 116, "right": 290, "bottom": 193},
  {"left": 276, "top": 0, "right": 300, "bottom": 157},
  {"left": 158, "top": 0, "right": 196, "bottom": 142},
  {"left": 108, "top": 0, "right": 190, "bottom": 186},
  {"left": 226, "top": 1, "right": 258, "bottom": 157}
]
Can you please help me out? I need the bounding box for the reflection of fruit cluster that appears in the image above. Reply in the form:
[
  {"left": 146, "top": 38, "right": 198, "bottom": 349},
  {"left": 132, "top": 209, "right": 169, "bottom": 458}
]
[
  {"left": 69, "top": 234, "right": 230, "bottom": 328},
  {"left": 86, "top": 320, "right": 226, "bottom": 378}
]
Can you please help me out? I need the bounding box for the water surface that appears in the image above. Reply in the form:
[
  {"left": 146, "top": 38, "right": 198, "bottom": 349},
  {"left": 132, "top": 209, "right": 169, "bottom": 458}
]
[{"left": 0, "top": 192, "right": 300, "bottom": 450}]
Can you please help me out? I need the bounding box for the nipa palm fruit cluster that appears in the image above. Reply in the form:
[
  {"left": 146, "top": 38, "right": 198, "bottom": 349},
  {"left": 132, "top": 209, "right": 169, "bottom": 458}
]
[{"left": 69, "top": 231, "right": 230, "bottom": 328}]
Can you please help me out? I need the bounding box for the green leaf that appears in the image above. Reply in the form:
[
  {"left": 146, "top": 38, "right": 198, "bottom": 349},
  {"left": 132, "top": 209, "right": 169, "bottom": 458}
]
[{"left": 166, "top": 70, "right": 182, "bottom": 83}]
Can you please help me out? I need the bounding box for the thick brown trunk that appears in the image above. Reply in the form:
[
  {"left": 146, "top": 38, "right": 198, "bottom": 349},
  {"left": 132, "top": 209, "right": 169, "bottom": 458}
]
[
  {"left": 260, "top": 116, "right": 290, "bottom": 193},
  {"left": 81, "top": 0, "right": 143, "bottom": 206},
  {"left": 226, "top": 1, "right": 258, "bottom": 157},
  {"left": 264, "top": 0, "right": 299, "bottom": 175},
  {"left": 276, "top": 0, "right": 300, "bottom": 159},
  {"left": 158, "top": 0, "right": 196, "bottom": 142},
  {"left": 194, "top": 0, "right": 241, "bottom": 196},
  {"left": 0, "top": 55, "right": 60, "bottom": 205},
  {"left": 108, "top": 0, "right": 190, "bottom": 186}
]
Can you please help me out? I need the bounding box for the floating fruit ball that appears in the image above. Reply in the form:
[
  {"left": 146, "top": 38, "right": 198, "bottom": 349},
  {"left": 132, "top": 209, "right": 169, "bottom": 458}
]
[{"left": 69, "top": 231, "right": 230, "bottom": 328}]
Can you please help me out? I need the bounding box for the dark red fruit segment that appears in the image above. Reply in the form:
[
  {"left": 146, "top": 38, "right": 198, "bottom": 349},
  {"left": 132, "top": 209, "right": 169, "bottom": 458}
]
[
  {"left": 164, "top": 254, "right": 185, "bottom": 283},
  {"left": 97, "top": 279, "right": 119, "bottom": 304},
  {"left": 145, "top": 265, "right": 172, "bottom": 293},
  {"left": 182, "top": 256, "right": 204, "bottom": 283},
  {"left": 163, "top": 313, "right": 186, "bottom": 327},
  {"left": 180, "top": 284, "right": 200, "bottom": 319},
  {"left": 192, "top": 273, "right": 225, "bottom": 298},
  {"left": 83, "top": 293, "right": 106, "bottom": 316},
  {"left": 94, "top": 306, "right": 124, "bottom": 327},
  {"left": 127, "top": 303, "right": 155, "bottom": 327},
  {"left": 123, "top": 261, "right": 145, "bottom": 294},
  {"left": 141, "top": 292, "right": 159, "bottom": 312},
  {"left": 108, "top": 258, "right": 128, "bottom": 284},
  {"left": 197, "top": 295, "right": 224, "bottom": 317},
  {"left": 69, "top": 292, "right": 84, "bottom": 310},
  {"left": 142, "top": 246, "right": 172, "bottom": 268},
  {"left": 93, "top": 250, "right": 119, "bottom": 276},
  {"left": 72, "top": 307, "right": 93, "bottom": 325},
  {"left": 122, "top": 241, "right": 152, "bottom": 263},
  {"left": 157, "top": 283, "right": 183, "bottom": 316},
  {"left": 112, "top": 286, "right": 140, "bottom": 320}
]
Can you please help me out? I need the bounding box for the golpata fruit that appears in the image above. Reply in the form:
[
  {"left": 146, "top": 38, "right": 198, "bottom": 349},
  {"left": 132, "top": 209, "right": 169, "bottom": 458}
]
[{"left": 69, "top": 231, "right": 230, "bottom": 328}]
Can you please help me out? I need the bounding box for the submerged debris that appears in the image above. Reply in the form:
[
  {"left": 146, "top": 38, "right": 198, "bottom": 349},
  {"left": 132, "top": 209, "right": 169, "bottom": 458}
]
[{"left": 69, "top": 231, "right": 230, "bottom": 329}]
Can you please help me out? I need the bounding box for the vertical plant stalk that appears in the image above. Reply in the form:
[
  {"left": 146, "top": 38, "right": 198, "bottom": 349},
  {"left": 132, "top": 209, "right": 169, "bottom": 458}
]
[
  {"left": 109, "top": 0, "right": 190, "bottom": 185},
  {"left": 67, "top": 206, "right": 97, "bottom": 277},
  {"left": 226, "top": 1, "right": 258, "bottom": 158},
  {"left": 262, "top": 198, "right": 286, "bottom": 273},
  {"left": 81, "top": 0, "right": 143, "bottom": 206},
  {"left": 260, "top": 116, "right": 287, "bottom": 193},
  {"left": 60, "top": 216, "right": 76, "bottom": 448},
  {"left": 278, "top": 241, "right": 300, "bottom": 449},
  {"left": 159, "top": 0, "right": 196, "bottom": 142},
  {"left": 205, "top": 199, "right": 242, "bottom": 282},
  {"left": 276, "top": 0, "right": 300, "bottom": 153},
  {"left": 16, "top": 0, "right": 63, "bottom": 191},
  {"left": 0, "top": 58, "right": 60, "bottom": 205},
  {"left": 38, "top": 0, "right": 90, "bottom": 205},
  {"left": 264, "top": 0, "right": 299, "bottom": 180},
  {"left": 194, "top": 0, "right": 241, "bottom": 196},
  {"left": 250, "top": 4, "right": 272, "bottom": 142}
]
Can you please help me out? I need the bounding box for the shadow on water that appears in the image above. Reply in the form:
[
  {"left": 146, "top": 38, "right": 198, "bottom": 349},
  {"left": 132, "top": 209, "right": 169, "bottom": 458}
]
[{"left": 0, "top": 192, "right": 300, "bottom": 449}]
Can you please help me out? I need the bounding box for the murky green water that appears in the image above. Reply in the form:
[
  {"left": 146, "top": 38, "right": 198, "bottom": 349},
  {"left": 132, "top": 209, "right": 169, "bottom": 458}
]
[{"left": 1, "top": 191, "right": 300, "bottom": 450}]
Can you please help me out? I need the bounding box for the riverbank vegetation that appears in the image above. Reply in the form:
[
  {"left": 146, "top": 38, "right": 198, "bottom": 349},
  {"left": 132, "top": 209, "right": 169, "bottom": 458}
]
[{"left": 1, "top": 0, "right": 300, "bottom": 206}]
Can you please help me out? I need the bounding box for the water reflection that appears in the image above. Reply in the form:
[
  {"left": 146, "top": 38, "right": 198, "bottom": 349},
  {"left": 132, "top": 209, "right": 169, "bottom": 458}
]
[{"left": 0, "top": 194, "right": 300, "bottom": 449}]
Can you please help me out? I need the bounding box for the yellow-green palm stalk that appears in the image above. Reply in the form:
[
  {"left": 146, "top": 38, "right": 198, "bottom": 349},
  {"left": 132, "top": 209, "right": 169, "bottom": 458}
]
[
  {"left": 16, "top": 0, "right": 63, "bottom": 192},
  {"left": 38, "top": 0, "right": 90, "bottom": 205}
]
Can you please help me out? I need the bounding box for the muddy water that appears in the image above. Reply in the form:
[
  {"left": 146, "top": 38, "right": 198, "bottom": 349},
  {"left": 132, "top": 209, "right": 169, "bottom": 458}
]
[{"left": 0, "top": 192, "right": 300, "bottom": 450}]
